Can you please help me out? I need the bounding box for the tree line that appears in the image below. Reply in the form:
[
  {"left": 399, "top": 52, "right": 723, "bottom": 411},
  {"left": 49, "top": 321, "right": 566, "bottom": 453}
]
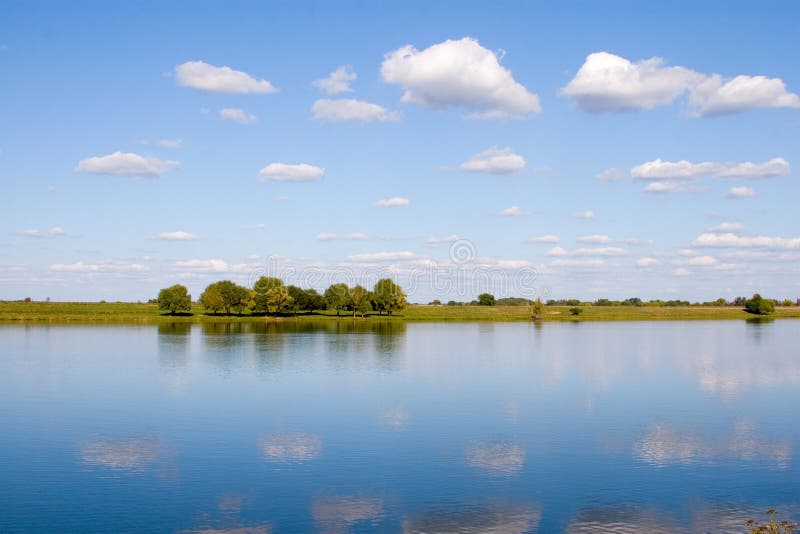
[{"left": 156, "top": 277, "right": 407, "bottom": 317}]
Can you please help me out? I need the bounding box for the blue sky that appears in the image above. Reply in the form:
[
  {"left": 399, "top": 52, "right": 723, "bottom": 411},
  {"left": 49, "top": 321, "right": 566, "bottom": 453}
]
[{"left": 2, "top": 0, "right": 799, "bottom": 302}]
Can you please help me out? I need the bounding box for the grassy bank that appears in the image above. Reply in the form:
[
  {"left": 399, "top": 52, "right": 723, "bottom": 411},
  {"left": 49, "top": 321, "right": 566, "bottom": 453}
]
[{"left": 1, "top": 301, "right": 799, "bottom": 324}]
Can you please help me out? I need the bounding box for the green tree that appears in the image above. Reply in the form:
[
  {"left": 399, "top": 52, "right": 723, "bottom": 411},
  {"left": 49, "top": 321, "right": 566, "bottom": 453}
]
[
  {"left": 157, "top": 284, "right": 192, "bottom": 315},
  {"left": 324, "top": 283, "right": 349, "bottom": 316},
  {"left": 477, "top": 293, "right": 496, "bottom": 306},
  {"left": 200, "top": 280, "right": 251, "bottom": 315},
  {"left": 569, "top": 306, "right": 582, "bottom": 316},
  {"left": 305, "top": 288, "right": 325, "bottom": 311},
  {"left": 372, "top": 278, "right": 407, "bottom": 315},
  {"left": 266, "top": 285, "right": 293, "bottom": 314},
  {"left": 253, "top": 277, "right": 285, "bottom": 313},
  {"left": 531, "top": 297, "right": 544, "bottom": 320},
  {"left": 199, "top": 283, "right": 224, "bottom": 314},
  {"left": 745, "top": 293, "right": 775, "bottom": 315},
  {"left": 348, "top": 285, "right": 372, "bottom": 317}
]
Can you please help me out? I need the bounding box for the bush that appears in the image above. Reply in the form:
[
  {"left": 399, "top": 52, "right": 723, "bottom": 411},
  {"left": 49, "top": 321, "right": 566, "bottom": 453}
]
[
  {"left": 569, "top": 307, "right": 582, "bottom": 316},
  {"left": 477, "top": 293, "right": 496, "bottom": 306},
  {"left": 157, "top": 284, "right": 192, "bottom": 315},
  {"left": 745, "top": 293, "right": 775, "bottom": 315}
]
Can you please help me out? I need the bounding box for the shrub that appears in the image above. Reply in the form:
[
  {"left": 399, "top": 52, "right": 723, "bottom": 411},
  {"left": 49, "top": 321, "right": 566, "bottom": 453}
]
[
  {"left": 569, "top": 307, "right": 582, "bottom": 316},
  {"left": 745, "top": 293, "right": 775, "bottom": 315}
]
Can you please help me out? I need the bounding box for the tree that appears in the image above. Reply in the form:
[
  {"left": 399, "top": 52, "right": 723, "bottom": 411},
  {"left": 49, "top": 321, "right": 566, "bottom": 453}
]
[
  {"left": 531, "top": 297, "right": 544, "bottom": 320},
  {"left": 477, "top": 293, "right": 496, "bottom": 306},
  {"left": 569, "top": 306, "right": 582, "bottom": 316},
  {"left": 372, "top": 278, "right": 407, "bottom": 315},
  {"left": 745, "top": 293, "right": 775, "bottom": 315},
  {"left": 324, "top": 283, "right": 349, "bottom": 316},
  {"left": 253, "top": 277, "right": 285, "bottom": 313},
  {"left": 305, "top": 288, "right": 325, "bottom": 312},
  {"left": 157, "top": 284, "right": 192, "bottom": 315},
  {"left": 200, "top": 280, "right": 251, "bottom": 315},
  {"left": 348, "top": 285, "right": 372, "bottom": 317},
  {"left": 266, "top": 285, "right": 293, "bottom": 314},
  {"left": 199, "top": 283, "right": 224, "bottom": 314}
]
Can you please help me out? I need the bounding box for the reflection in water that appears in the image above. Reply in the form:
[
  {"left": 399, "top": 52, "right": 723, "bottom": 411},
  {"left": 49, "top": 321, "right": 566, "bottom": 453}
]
[
  {"left": 464, "top": 441, "right": 525, "bottom": 476},
  {"left": 79, "top": 436, "right": 161, "bottom": 472},
  {"left": 634, "top": 420, "right": 791, "bottom": 468},
  {"left": 180, "top": 525, "right": 271, "bottom": 534},
  {"left": 567, "top": 505, "right": 682, "bottom": 533},
  {"left": 377, "top": 406, "right": 409, "bottom": 430},
  {"left": 403, "top": 503, "right": 540, "bottom": 533},
  {"left": 260, "top": 433, "right": 322, "bottom": 462},
  {"left": 311, "top": 495, "right": 383, "bottom": 533}
]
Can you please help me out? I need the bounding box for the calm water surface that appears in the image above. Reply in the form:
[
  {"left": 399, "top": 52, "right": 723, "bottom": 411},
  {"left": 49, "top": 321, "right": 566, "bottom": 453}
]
[{"left": 1, "top": 320, "right": 798, "bottom": 533}]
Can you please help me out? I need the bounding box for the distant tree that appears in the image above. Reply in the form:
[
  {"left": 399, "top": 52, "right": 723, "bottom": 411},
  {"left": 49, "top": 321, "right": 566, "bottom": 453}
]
[
  {"left": 287, "top": 285, "right": 307, "bottom": 313},
  {"left": 200, "top": 280, "right": 250, "bottom": 315},
  {"left": 199, "top": 283, "right": 225, "bottom": 314},
  {"left": 594, "top": 298, "right": 612, "bottom": 306},
  {"left": 324, "top": 283, "right": 349, "bottom": 316},
  {"left": 265, "top": 285, "right": 293, "bottom": 314},
  {"left": 253, "top": 277, "right": 285, "bottom": 313},
  {"left": 305, "top": 288, "right": 325, "bottom": 311},
  {"left": 622, "top": 297, "right": 643, "bottom": 307},
  {"left": 715, "top": 298, "right": 729, "bottom": 306},
  {"left": 531, "top": 297, "right": 544, "bottom": 320},
  {"left": 446, "top": 300, "right": 460, "bottom": 306},
  {"left": 348, "top": 285, "right": 372, "bottom": 317},
  {"left": 477, "top": 293, "right": 496, "bottom": 306},
  {"left": 429, "top": 299, "right": 442, "bottom": 306},
  {"left": 157, "top": 284, "right": 192, "bottom": 314},
  {"left": 780, "top": 299, "right": 794, "bottom": 307},
  {"left": 569, "top": 306, "right": 582, "bottom": 316},
  {"left": 372, "top": 278, "right": 407, "bottom": 315},
  {"left": 745, "top": 293, "right": 775, "bottom": 315},
  {"left": 24, "top": 297, "right": 32, "bottom": 303}
]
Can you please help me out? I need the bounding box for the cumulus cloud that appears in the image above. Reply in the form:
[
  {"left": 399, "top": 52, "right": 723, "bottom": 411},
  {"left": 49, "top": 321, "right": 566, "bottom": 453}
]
[
  {"left": 562, "top": 51, "right": 800, "bottom": 116},
  {"left": 312, "top": 99, "right": 399, "bottom": 122},
  {"left": 258, "top": 163, "right": 325, "bottom": 182},
  {"left": 152, "top": 231, "right": 199, "bottom": 241},
  {"left": 459, "top": 147, "right": 525, "bottom": 174},
  {"left": 625, "top": 238, "right": 654, "bottom": 246},
  {"left": 50, "top": 261, "right": 148, "bottom": 273},
  {"left": 550, "top": 258, "right": 607, "bottom": 268},
  {"left": 75, "top": 151, "right": 179, "bottom": 177},
  {"left": 424, "top": 234, "right": 460, "bottom": 247},
  {"left": 571, "top": 210, "right": 595, "bottom": 219},
  {"left": 596, "top": 167, "right": 626, "bottom": 182},
  {"left": 688, "top": 255, "right": 718, "bottom": 266},
  {"left": 174, "top": 60, "right": 277, "bottom": 94},
  {"left": 577, "top": 234, "right": 613, "bottom": 244},
  {"left": 672, "top": 267, "right": 691, "bottom": 276},
  {"left": 561, "top": 52, "right": 704, "bottom": 112},
  {"left": 688, "top": 74, "right": 800, "bottom": 116},
  {"left": 21, "top": 226, "right": 65, "bottom": 238},
  {"left": 547, "top": 246, "right": 628, "bottom": 257},
  {"left": 636, "top": 257, "right": 660, "bottom": 267},
  {"left": 499, "top": 206, "right": 528, "bottom": 217},
  {"left": 642, "top": 181, "right": 705, "bottom": 194},
  {"left": 154, "top": 139, "right": 183, "bottom": 149},
  {"left": 527, "top": 235, "right": 559, "bottom": 244},
  {"left": 381, "top": 37, "right": 540, "bottom": 118},
  {"left": 374, "top": 197, "right": 410, "bottom": 207},
  {"left": 173, "top": 258, "right": 251, "bottom": 273},
  {"left": 632, "top": 157, "right": 790, "bottom": 181},
  {"left": 219, "top": 107, "right": 258, "bottom": 124},
  {"left": 346, "top": 251, "right": 416, "bottom": 262},
  {"left": 693, "top": 232, "right": 800, "bottom": 250},
  {"left": 313, "top": 65, "right": 356, "bottom": 94},
  {"left": 727, "top": 186, "right": 757, "bottom": 198},
  {"left": 714, "top": 157, "right": 790, "bottom": 179},
  {"left": 708, "top": 222, "right": 744, "bottom": 233},
  {"left": 316, "top": 233, "right": 337, "bottom": 241}
]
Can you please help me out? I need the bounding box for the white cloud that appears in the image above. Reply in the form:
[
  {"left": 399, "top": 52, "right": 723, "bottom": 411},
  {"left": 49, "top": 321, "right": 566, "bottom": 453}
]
[
  {"left": 21, "top": 226, "right": 65, "bottom": 238},
  {"left": 561, "top": 52, "right": 703, "bottom": 112},
  {"left": 708, "top": 222, "right": 744, "bottom": 233},
  {"left": 381, "top": 37, "right": 540, "bottom": 118},
  {"left": 344, "top": 233, "right": 370, "bottom": 241},
  {"left": 642, "top": 181, "right": 699, "bottom": 194},
  {"left": 156, "top": 139, "right": 183, "bottom": 149},
  {"left": 688, "top": 74, "right": 800, "bottom": 116},
  {"left": 632, "top": 159, "right": 720, "bottom": 180},
  {"left": 550, "top": 258, "right": 607, "bottom": 268},
  {"left": 527, "top": 235, "right": 559, "bottom": 244},
  {"left": 547, "top": 246, "right": 628, "bottom": 257},
  {"left": 174, "top": 60, "right": 277, "bottom": 94},
  {"left": 346, "top": 251, "right": 416, "bottom": 262},
  {"left": 50, "top": 261, "right": 147, "bottom": 273},
  {"left": 714, "top": 157, "right": 790, "bottom": 179},
  {"left": 312, "top": 99, "right": 399, "bottom": 122},
  {"left": 152, "top": 231, "right": 199, "bottom": 241},
  {"left": 625, "top": 238, "right": 654, "bottom": 246},
  {"left": 424, "top": 235, "right": 460, "bottom": 246},
  {"left": 313, "top": 65, "right": 356, "bottom": 94},
  {"left": 688, "top": 255, "right": 718, "bottom": 266},
  {"left": 636, "top": 257, "right": 660, "bottom": 267},
  {"left": 596, "top": 168, "right": 625, "bottom": 182},
  {"left": 693, "top": 232, "right": 800, "bottom": 250},
  {"left": 75, "top": 151, "right": 179, "bottom": 177},
  {"left": 173, "top": 258, "right": 251, "bottom": 273},
  {"left": 632, "top": 157, "right": 790, "bottom": 181},
  {"left": 460, "top": 147, "right": 525, "bottom": 174},
  {"left": 571, "top": 210, "right": 595, "bottom": 219},
  {"left": 727, "top": 186, "right": 757, "bottom": 198},
  {"left": 316, "top": 233, "right": 337, "bottom": 241},
  {"left": 248, "top": 223, "right": 266, "bottom": 230},
  {"left": 219, "top": 107, "right": 258, "bottom": 124},
  {"left": 672, "top": 267, "right": 691, "bottom": 276},
  {"left": 498, "top": 206, "right": 527, "bottom": 217},
  {"left": 577, "top": 234, "right": 613, "bottom": 244},
  {"left": 374, "top": 197, "right": 410, "bottom": 207},
  {"left": 258, "top": 163, "right": 325, "bottom": 182}
]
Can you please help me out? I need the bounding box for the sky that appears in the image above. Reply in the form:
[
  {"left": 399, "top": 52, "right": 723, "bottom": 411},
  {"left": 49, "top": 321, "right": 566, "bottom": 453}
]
[{"left": 1, "top": 0, "right": 799, "bottom": 302}]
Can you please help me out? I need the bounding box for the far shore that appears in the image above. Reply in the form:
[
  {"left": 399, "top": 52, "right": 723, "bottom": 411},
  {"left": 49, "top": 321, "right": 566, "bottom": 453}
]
[{"left": 2, "top": 301, "right": 799, "bottom": 324}]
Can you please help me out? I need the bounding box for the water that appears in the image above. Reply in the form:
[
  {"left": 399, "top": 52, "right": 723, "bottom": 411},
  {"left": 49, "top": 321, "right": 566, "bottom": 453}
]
[{"left": 1, "top": 320, "right": 798, "bottom": 533}]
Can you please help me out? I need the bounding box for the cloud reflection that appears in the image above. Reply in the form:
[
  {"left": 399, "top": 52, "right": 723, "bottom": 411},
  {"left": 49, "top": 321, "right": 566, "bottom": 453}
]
[
  {"left": 567, "top": 505, "right": 683, "bottom": 533},
  {"left": 260, "top": 433, "right": 322, "bottom": 463},
  {"left": 79, "top": 436, "right": 161, "bottom": 472},
  {"left": 403, "top": 503, "right": 540, "bottom": 533},
  {"left": 464, "top": 441, "right": 525, "bottom": 476},
  {"left": 311, "top": 495, "right": 383, "bottom": 533},
  {"left": 377, "top": 406, "right": 409, "bottom": 430}
]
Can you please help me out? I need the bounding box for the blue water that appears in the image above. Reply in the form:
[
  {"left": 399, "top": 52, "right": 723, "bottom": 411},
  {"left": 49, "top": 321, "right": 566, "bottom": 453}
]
[{"left": 1, "top": 320, "right": 798, "bottom": 532}]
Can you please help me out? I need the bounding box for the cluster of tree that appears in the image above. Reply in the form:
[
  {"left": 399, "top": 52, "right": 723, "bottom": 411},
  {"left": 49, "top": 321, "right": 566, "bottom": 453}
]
[
  {"left": 156, "top": 277, "right": 407, "bottom": 317},
  {"left": 744, "top": 294, "right": 775, "bottom": 315}
]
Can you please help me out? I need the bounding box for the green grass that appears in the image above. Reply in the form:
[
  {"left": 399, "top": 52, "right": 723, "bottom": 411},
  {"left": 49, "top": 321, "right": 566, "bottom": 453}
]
[{"left": 1, "top": 301, "right": 799, "bottom": 324}]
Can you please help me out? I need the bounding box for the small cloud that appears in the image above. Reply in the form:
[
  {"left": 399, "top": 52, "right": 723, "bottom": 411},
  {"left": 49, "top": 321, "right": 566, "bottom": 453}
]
[
  {"left": 672, "top": 267, "right": 691, "bottom": 276},
  {"left": 346, "top": 251, "right": 416, "bottom": 262},
  {"left": 498, "top": 206, "right": 528, "bottom": 217},
  {"left": 75, "top": 151, "right": 179, "bottom": 178},
  {"left": 219, "top": 107, "right": 258, "bottom": 124},
  {"left": 624, "top": 238, "right": 654, "bottom": 246},
  {"left": 425, "top": 234, "right": 460, "bottom": 247},
  {"left": 156, "top": 138, "right": 183, "bottom": 149},
  {"left": 277, "top": 195, "right": 289, "bottom": 201},
  {"left": 636, "top": 257, "right": 660, "bottom": 267},
  {"left": 527, "top": 235, "right": 559, "bottom": 244},
  {"left": 312, "top": 99, "right": 399, "bottom": 122},
  {"left": 727, "top": 186, "right": 756, "bottom": 198},
  {"left": 21, "top": 226, "right": 65, "bottom": 238},
  {"left": 571, "top": 210, "right": 595, "bottom": 220},
  {"left": 577, "top": 234, "right": 613, "bottom": 244},
  {"left": 688, "top": 255, "right": 718, "bottom": 266},
  {"left": 248, "top": 223, "right": 266, "bottom": 230},
  {"left": 708, "top": 222, "right": 744, "bottom": 233},
  {"left": 374, "top": 197, "right": 410, "bottom": 208},
  {"left": 174, "top": 60, "right": 277, "bottom": 94},
  {"left": 344, "top": 233, "right": 370, "bottom": 241},
  {"left": 596, "top": 168, "right": 626, "bottom": 182},
  {"left": 316, "top": 233, "right": 337, "bottom": 241},
  {"left": 460, "top": 147, "right": 525, "bottom": 175},
  {"left": 152, "top": 231, "right": 199, "bottom": 241},
  {"left": 547, "top": 246, "right": 627, "bottom": 257},
  {"left": 313, "top": 65, "right": 356, "bottom": 95},
  {"left": 259, "top": 163, "right": 325, "bottom": 182},
  {"left": 47, "top": 185, "right": 57, "bottom": 193}
]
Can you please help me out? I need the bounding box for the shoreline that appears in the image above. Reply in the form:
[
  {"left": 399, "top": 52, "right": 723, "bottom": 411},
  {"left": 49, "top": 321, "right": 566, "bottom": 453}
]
[{"left": 1, "top": 302, "right": 798, "bottom": 324}]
